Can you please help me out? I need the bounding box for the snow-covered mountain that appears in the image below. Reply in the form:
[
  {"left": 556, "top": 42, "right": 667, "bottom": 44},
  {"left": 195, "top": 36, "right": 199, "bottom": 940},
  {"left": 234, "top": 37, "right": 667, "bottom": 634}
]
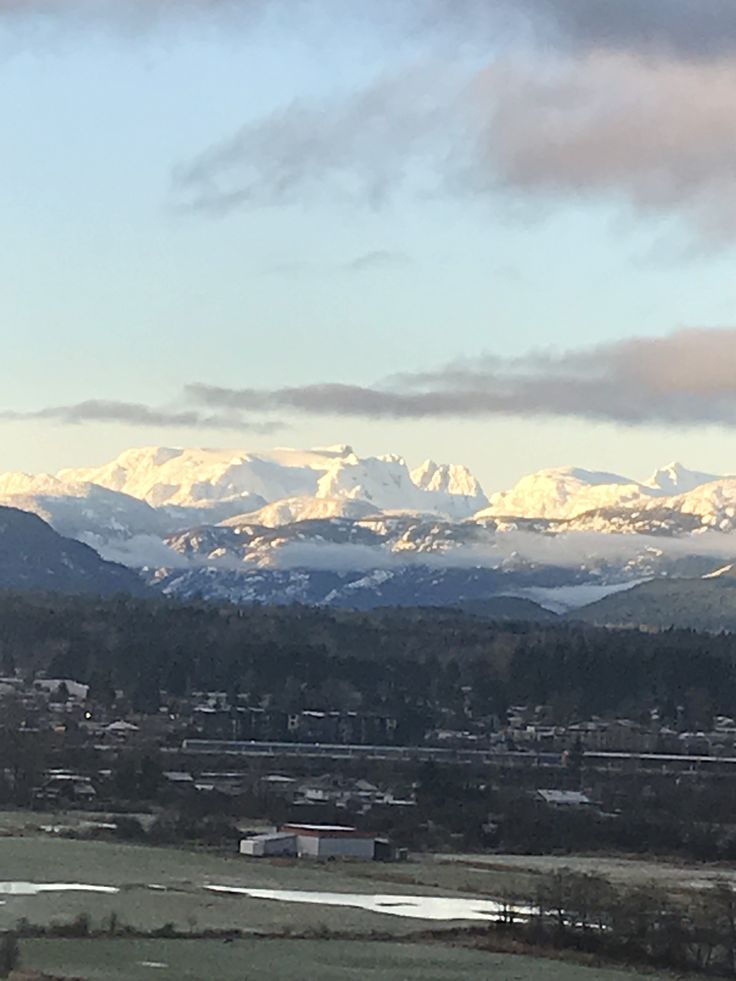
[
  {"left": 0, "top": 478, "right": 168, "bottom": 540},
  {"left": 645, "top": 462, "right": 721, "bottom": 495},
  {"left": 0, "top": 444, "right": 490, "bottom": 568},
  {"left": 410, "top": 459, "right": 487, "bottom": 515},
  {"left": 221, "top": 496, "right": 380, "bottom": 528},
  {"left": 476, "top": 462, "right": 726, "bottom": 522},
  {"left": 4, "top": 446, "right": 736, "bottom": 610},
  {"left": 2, "top": 447, "right": 735, "bottom": 552},
  {"left": 476, "top": 466, "right": 657, "bottom": 521},
  {"left": 57, "top": 444, "right": 488, "bottom": 519}
]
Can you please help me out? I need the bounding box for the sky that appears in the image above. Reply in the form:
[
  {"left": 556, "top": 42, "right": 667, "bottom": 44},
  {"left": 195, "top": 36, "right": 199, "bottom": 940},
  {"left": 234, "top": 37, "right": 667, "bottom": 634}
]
[{"left": 3, "top": 0, "right": 736, "bottom": 493}]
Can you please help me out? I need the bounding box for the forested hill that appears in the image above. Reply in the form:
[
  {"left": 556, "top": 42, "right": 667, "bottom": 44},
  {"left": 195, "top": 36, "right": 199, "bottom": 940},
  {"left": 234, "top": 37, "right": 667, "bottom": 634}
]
[
  {"left": 573, "top": 577, "right": 736, "bottom": 632},
  {"left": 2, "top": 593, "right": 736, "bottom": 729},
  {"left": 0, "top": 506, "right": 148, "bottom": 597}
]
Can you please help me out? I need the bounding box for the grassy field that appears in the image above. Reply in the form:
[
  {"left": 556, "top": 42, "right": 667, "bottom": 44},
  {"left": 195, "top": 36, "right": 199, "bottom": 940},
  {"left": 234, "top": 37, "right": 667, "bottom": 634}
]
[
  {"left": 0, "top": 817, "right": 716, "bottom": 979},
  {"left": 19, "top": 937, "right": 693, "bottom": 981},
  {"left": 0, "top": 832, "right": 726, "bottom": 937},
  {"left": 0, "top": 835, "right": 500, "bottom": 937},
  {"left": 438, "top": 852, "right": 736, "bottom": 895}
]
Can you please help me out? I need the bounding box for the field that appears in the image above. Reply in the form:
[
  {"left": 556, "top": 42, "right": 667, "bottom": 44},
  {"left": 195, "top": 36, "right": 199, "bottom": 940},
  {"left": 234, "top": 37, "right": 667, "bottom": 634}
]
[
  {"left": 19, "top": 938, "right": 690, "bottom": 981},
  {"left": 0, "top": 836, "right": 478, "bottom": 936},
  {"left": 0, "top": 819, "right": 710, "bottom": 980},
  {"left": 438, "top": 852, "right": 736, "bottom": 895}
]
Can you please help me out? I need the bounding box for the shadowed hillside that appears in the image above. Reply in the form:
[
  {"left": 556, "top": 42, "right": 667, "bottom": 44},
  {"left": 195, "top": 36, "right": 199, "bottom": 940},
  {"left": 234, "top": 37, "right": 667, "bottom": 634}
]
[{"left": 0, "top": 506, "right": 148, "bottom": 597}]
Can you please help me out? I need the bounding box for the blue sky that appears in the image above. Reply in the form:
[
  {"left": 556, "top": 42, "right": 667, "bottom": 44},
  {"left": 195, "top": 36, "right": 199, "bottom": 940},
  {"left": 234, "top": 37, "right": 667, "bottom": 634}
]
[{"left": 3, "top": 1, "right": 736, "bottom": 491}]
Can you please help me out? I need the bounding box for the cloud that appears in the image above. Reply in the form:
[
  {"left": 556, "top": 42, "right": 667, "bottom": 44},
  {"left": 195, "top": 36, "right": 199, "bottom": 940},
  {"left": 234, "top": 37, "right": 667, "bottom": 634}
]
[
  {"left": 0, "top": 0, "right": 281, "bottom": 33},
  {"left": 173, "top": 64, "right": 463, "bottom": 214},
  {"left": 262, "top": 250, "right": 411, "bottom": 277},
  {"left": 475, "top": 53, "right": 736, "bottom": 243},
  {"left": 423, "top": 0, "right": 736, "bottom": 59},
  {"left": 179, "top": 527, "right": 736, "bottom": 578},
  {"left": 7, "top": 2, "right": 735, "bottom": 241},
  {"left": 4, "top": 0, "right": 736, "bottom": 59},
  {"left": 173, "top": 50, "right": 736, "bottom": 244},
  {"left": 343, "top": 250, "right": 411, "bottom": 273},
  {"left": 515, "top": 0, "right": 736, "bottom": 59},
  {"left": 186, "top": 328, "right": 736, "bottom": 428},
  {"left": 11, "top": 327, "right": 736, "bottom": 432},
  {"left": 0, "top": 399, "right": 283, "bottom": 433}
]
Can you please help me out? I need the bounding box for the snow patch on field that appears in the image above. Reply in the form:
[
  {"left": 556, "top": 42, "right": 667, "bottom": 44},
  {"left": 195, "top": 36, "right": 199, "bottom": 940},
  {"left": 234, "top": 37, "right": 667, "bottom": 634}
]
[
  {"left": 206, "top": 885, "right": 532, "bottom": 921},
  {"left": 0, "top": 882, "right": 119, "bottom": 896}
]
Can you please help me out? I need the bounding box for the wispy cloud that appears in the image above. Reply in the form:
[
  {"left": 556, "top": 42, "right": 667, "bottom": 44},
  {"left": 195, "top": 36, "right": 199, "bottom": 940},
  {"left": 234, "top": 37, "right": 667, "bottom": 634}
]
[
  {"left": 173, "top": 50, "right": 736, "bottom": 245},
  {"left": 7, "top": 1, "right": 736, "bottom": 243},
  {"left": 0, "top": 399, "right": 283, "bottom": 434},
  {"left": 173, "top": 64, "right": 463, "bottom": 214},
  {"left": 262, "top": 250, "right": 412, "bottom": 277},
  {"left": 0, "top": 0, "right": 282, "bottom": 33},
  {"left": 343, "top": 250, "right": 411, "bottom": 273},
  {"left": 186, "top": 328, "right": 736, "bottom": 427}
]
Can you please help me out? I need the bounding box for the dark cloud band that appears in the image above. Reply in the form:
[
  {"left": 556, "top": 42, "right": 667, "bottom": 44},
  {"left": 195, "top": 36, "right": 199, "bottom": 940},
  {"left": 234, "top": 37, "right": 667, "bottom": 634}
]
[
  {"left": 5, "top": 329, "right": 736, "bottom": 431},
  {"left": 0, "top": 400, "right": 283, "bottom": 434},
  {"left": 4, "top": 0, "right": 736, "bottom": 58},
  {"left": 185, "top": 328, "right": 736, "bottom": 427}
]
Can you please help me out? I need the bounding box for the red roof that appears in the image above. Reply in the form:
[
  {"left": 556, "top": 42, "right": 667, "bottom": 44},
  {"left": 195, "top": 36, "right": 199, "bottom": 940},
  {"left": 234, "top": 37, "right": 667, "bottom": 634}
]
[{"left": 279, "top": 823, "right": 374, "bottom": 839}]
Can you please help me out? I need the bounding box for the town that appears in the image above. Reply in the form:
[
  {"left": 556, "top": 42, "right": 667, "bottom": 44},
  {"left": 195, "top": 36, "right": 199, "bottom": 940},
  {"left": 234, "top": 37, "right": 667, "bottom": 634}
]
[{"left": 4, "top": 664, "right": 736, "bottom": 864}]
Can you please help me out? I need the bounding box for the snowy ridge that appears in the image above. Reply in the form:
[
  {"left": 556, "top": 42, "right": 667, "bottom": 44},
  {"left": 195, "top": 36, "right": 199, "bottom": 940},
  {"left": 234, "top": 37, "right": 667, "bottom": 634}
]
[
  {"left": 645, "top": 462, "right": 721, "bottom": 495},
  {"left": 2, "top": 447, "right": 736, "bottom": 592},
  {"left": 221, "top": 497, "right": 380, "bottom": 529},
  {"left": 476, "top": 462, "right": 730, "bottom": 522},
  {"left": 57, "top": 444, "right": 488, "bottom": 518}
]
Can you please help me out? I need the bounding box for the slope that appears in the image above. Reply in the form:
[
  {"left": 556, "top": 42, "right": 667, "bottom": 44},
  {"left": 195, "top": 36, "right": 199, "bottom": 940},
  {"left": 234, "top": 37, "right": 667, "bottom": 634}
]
[
  {"left": 572, "top": 577, "right": 736, "bottom": 632},
  {"left": 0, "top": 506, "right": 148, "bottom": 597}
]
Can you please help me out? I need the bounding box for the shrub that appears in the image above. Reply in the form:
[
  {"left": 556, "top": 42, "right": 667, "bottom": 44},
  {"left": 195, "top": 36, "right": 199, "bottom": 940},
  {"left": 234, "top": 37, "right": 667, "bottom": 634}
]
[{"left": 0, "top": 932, "right": 19, "bottom": 978}]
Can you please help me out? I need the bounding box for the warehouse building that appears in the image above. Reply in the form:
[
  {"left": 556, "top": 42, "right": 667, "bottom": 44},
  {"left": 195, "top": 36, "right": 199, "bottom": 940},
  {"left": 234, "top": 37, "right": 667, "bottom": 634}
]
[
  {"left": 240, "top": 823, "right": 381, "bottom": 860},
  {"left": 239, "top": 831, "right": 300, "bottom": 858}
]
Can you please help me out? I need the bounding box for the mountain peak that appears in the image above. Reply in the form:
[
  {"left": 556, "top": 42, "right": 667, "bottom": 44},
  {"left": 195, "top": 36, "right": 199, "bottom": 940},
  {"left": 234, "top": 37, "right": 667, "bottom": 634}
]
[
  {"left": 53, "top": 444, "right": 486, "bottom": 520},
  {"left": 412, "top": 460, "right": 486, "bottom": 502},
  {"left": 646, "top": 462, "right": 720, "bottom": 495}
]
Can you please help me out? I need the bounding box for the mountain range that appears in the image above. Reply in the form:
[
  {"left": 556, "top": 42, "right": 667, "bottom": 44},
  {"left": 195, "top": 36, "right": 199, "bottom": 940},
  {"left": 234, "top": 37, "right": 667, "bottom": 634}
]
[{"left": 2, "top": 444, "right": 736, "bottom": 614}]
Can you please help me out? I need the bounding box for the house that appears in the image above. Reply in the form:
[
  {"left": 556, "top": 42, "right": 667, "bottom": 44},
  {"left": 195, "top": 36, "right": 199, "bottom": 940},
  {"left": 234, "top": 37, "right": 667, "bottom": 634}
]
[
  {"left": 292, "top": 774, "right": 390, "bottom": 811},
  {"left": 162, "top": 770, "right": 195, "bottom": 788},
  {"left": 34, "top": 679, "right": 90, "bottom": 702},
  {"left": 34, "top": 771, "right": 97, "bottom": 804},
  {"left": 536, "top": 789, "right": 594, "bottom": 808},
  {"left": 105, "top": 720, "right": 140, "bottom": 741}
]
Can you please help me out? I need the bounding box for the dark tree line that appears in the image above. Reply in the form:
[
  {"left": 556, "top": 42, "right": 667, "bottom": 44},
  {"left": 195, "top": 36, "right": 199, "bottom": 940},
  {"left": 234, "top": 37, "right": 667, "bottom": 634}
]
[{"left": 1, "top": 591, "right": 736, "bottom": 731}]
